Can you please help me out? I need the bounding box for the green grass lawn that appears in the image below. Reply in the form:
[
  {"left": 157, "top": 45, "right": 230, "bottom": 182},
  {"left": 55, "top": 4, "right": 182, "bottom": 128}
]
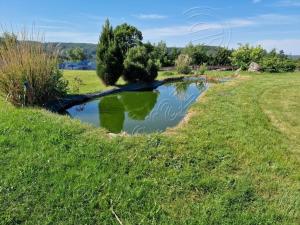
[
  {"left": 63, "top": 69, "right": 235, "bottom": 94},
  {"left": 0, "top": 71, "right": 300, "bottom": 224}
]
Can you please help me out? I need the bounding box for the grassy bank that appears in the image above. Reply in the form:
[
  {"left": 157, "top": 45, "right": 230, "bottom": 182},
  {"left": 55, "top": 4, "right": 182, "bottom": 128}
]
[
  {"left": 0, "top": 72, "right": 299, "bottom": 224},
  {"left": 63, "top": 70, "right": 234, "bottom": 94}
]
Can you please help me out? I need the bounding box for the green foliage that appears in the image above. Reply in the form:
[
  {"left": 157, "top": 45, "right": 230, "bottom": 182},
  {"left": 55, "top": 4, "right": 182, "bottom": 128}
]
[
  {"left": 231, "top": 44, "right": 265, "bottom": 70},
  {"left": 261, "top": 50, "right": 296, "bottom": 73},
  {"left": 1, "top": 72, "right": 300, "bottom": 224},
  {"left": 212, "top": 47, "right": 232, "bottom": 66},
  {"left": 0, "top": 31, "right": 68, "bottom": 106},
  {"left": 114, "top": 23, "right": 143, "bottom": 56},
  {"left": 123, "top": 45, "right": 158, "bottom": 82},
  {"left": 96, "top": 19, "right": 123, "bottom": 86},
  {"left": 175, "top": 54, "right": 192, "bottom": 74},
  {"left": 182, "top": 43, "right": 208, "bottom": 65},
  {"left": 152, "top": 41, "right": 170, "bottom": 67},
  {"left": 66, "top": 47, "right": 86, "bottom": 62},
  {"left": 198, "top": 63, "right": 208, "bottom": 75}
]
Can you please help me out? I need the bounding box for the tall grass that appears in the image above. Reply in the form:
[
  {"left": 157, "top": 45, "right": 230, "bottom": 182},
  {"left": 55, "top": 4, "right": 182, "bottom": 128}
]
[{"left": 0, "top": 30, "right": 68, "bottom": 106}]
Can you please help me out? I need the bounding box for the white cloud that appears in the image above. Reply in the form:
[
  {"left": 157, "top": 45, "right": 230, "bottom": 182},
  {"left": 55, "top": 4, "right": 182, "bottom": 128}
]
[
  {"left": 134, "top": 14, "right": 167, "bottom": 20},
  {"left": 142, "top": 18, "right": 255, "bottom": 39},
  {"left": 256, "top": 39, "right": 300, "bottom": 54}
]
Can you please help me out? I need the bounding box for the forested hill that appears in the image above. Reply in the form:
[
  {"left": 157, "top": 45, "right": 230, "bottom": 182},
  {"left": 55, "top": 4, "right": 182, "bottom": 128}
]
[
  {"left": 44, "top": 42, "right": 221, "bottom": 60},
  {"left": 44, "top": 42, "right": 300, "bottom": 60}
]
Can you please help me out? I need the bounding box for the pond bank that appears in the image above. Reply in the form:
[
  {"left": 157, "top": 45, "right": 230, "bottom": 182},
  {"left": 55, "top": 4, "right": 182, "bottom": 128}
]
[{"left": 44, "top": 76, "right": 186, "bottom": 113}]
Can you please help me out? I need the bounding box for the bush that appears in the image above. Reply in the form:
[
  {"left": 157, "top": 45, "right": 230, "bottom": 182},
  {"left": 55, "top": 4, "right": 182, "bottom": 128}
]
[
  {"left": 231, "top": 44, "right": 265, "bottom": 70},
  {"left": 0, "top": 32, "right": 68, "bottom": 106},
  {"left": 175, "top": 54, "right": 192, "bottom": 74},
  {"left": 261, "top": 55, "right": 296, "bottom": 73},
  {"left": 123, "top": 46, "right": 158, "bottom": 83},
  {"left": 198, "top": 63, "right": 208, "bottom": 75}
]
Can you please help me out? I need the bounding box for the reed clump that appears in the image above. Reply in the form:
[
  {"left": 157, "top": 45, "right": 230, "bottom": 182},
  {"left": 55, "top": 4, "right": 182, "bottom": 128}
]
[{"left": 0, "top": 30, "right": 68, "bottom": 106}]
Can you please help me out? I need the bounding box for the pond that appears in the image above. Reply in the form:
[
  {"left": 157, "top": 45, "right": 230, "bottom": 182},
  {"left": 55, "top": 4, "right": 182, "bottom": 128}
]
[{"left": 67, "top": 78, "right": 208, "bottom": 134}]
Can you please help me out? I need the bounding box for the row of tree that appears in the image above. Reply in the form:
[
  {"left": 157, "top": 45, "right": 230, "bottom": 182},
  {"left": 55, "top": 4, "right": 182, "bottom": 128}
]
[
  {"left": 96, "top": 20, "right": 299, "bottom": 85},
  {"left": 96, "top": 19, "right": 160, "bottom": 85}
]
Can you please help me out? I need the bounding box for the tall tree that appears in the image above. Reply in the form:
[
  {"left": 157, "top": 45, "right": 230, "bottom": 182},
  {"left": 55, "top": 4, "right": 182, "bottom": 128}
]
[{"left": 96, "top": 19, "right": 123, "bottom": 86}]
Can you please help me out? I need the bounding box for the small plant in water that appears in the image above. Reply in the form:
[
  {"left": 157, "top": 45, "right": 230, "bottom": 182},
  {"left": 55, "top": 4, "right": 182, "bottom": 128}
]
[{"left": 0, "top": 29, "right": 68, "bottom": 106}]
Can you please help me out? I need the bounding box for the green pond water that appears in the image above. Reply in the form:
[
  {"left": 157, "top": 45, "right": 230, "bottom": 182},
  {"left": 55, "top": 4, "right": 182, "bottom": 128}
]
[{"left": 67, "top": 78, "right": 207, "bottom": 134}]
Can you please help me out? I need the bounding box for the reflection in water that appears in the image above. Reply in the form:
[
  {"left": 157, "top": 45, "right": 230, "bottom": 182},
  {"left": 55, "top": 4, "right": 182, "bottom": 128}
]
[
  {"left": 99, "top": 96, "right": 125, "bottom": 133},
  {"left": 67, "top": 79, "right": 207, "bottom": 134},
  {"left": 98, "top": 91, "right": 158, "bottom": 133}
]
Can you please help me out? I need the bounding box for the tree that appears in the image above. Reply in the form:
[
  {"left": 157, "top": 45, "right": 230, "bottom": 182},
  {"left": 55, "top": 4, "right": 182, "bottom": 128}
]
[
  {"left": 123, "top": 45, "right": 158, "bottom": 83},
  {"left": 212, "top": 47, "right": 232, "bottom": 66},
  {"left": 231, "top": 44, "right": 265, "bottom": 70},
  {"left": 96, "top": 19, "right": 123, "bottom": 86},
  {"left": 152, "top": 41, "right": 170, "bottom": 67},
  {"left": 67, "top": 48, "right": 86, "bottom": 62},
  {"left": 114, "top": 23, "right": 143, "bottom": 57},
  {"left": 175, "top": 54, "right": 192, "bottom": 74},
  {"left": 182, "top": 43, "right": 208, "bottom": 65}
]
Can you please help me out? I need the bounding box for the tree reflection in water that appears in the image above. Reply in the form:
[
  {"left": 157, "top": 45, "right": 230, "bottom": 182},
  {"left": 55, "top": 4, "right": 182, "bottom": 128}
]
[{"left": 98, "top": 91, "right": 158, "bottom": 133}]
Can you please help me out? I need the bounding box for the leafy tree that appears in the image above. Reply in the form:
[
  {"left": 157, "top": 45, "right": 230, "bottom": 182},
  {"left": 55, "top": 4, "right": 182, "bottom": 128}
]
[
  {"left": 152, "top": 41, "right": 170, "bottom": 67},
  {"left": 182, "top": 43, "right": 208, "bottom": 65},
  {"left": 212, "top": 47, "right": 232, "bottom": 66},
  {"left": 123, "top": 45, "right": 158, "bottom": 83},
  {"left": 96, "top": 19, "right": 123, "bottom": 86},
  {"left": 67, "top": 48, "right": 86, "bottom": 62},
  {"left": 231, "top": 44, "right": 265, "bottom": 70},
  {"left": 175, "top": 54, "right": 192, "bottom": 74},
  {"left": 114, "top": 23, "right": 143, "bottom": 57}
]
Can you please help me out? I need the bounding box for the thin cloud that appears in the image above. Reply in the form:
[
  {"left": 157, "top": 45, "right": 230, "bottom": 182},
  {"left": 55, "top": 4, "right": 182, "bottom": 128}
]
[
  {"left": 134, "top": 14, "right": 168, "bottom": 20},
  {"left": 256, "top": 39, "right": 300, "bottom": 54},
  {"left": 252, "top": 0, "right": 262, "bottom": 3},
  {"left": 276, "top": 0, "right": 300, "bottom": 7}
]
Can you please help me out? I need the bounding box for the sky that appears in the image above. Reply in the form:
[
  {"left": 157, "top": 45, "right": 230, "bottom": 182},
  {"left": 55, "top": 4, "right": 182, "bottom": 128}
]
[{"left": 0, "top": 0, "right": 300, "bottom": 54}]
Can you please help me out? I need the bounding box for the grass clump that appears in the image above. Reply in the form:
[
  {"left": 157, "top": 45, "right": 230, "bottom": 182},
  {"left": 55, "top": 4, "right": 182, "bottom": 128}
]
[{"left": 0, "top": 30, "right": 68, "bottom": 106}]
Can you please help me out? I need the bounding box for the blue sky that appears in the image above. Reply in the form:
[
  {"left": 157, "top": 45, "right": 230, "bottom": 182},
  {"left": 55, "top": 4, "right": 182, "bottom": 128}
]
[{"left": 1, "top": 0, "right": 300, "bottom": 54}]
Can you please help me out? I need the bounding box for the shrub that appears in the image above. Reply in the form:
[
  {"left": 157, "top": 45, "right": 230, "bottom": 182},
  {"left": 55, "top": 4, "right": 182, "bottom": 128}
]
[
  {"left": 123, "top": 46, "right": 158, "bottom": 83},
  {"left": 0, "top": 31, "right": 68, "bottom": 107},
  {"left": 175, "top": 54, "right": 192, "bottom": 74},
  {"left": 261, "top": 55, "right": 296, "bottom": 73},
  {"left": 231, "top": 44, "right": 265, "bottom": 70},
  {"left": 198, "top": 63, "right": 208, "bottom": 75}
]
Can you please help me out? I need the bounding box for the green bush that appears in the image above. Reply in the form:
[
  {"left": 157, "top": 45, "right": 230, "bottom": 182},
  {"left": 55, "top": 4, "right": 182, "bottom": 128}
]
[
  {"left": 261, "top": 55, "right": 296, "bottom": 73},
  {"left": 123, "top": 46, "right": 158, "bottom": 83},
  {"left": 198, "top": 63, "right": 208, "bottom": 75},
  {"left": 175, "top": 54, "right": 192, "bottom": 74},
  {"left": 231, "top": 44, "right": 265, "bottom": 70},
  {"left": 0, "top": 32, "right": 68, "bottom": 107}
]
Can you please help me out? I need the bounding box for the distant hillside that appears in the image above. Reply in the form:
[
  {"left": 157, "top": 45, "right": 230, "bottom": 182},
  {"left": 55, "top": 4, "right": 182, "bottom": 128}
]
[
  {"left": 45, "top": 42, "right": 97, "bottom": 60},
  {"left": 44, "top": 42, "right": 223, "bottom": 60}
]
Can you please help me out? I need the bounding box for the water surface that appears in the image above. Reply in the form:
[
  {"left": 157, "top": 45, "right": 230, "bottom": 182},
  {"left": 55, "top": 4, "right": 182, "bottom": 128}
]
[{"left": 67, "top": 79, "right": 207, "bottom": 134}]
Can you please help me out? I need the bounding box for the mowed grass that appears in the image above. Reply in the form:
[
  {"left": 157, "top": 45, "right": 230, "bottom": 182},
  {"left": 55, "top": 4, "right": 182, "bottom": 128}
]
[
  {"left": 63, "top": 69, "right": 235, "bottom": 94},
  {"left": 0, "top": 72, "right": 300, "bottom": 224}
]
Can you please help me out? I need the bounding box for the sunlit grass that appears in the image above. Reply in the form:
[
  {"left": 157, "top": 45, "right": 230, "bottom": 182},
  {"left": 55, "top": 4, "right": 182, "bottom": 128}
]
[{"left": 0, "top": 72, "right": 299, "bottom": 224}]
